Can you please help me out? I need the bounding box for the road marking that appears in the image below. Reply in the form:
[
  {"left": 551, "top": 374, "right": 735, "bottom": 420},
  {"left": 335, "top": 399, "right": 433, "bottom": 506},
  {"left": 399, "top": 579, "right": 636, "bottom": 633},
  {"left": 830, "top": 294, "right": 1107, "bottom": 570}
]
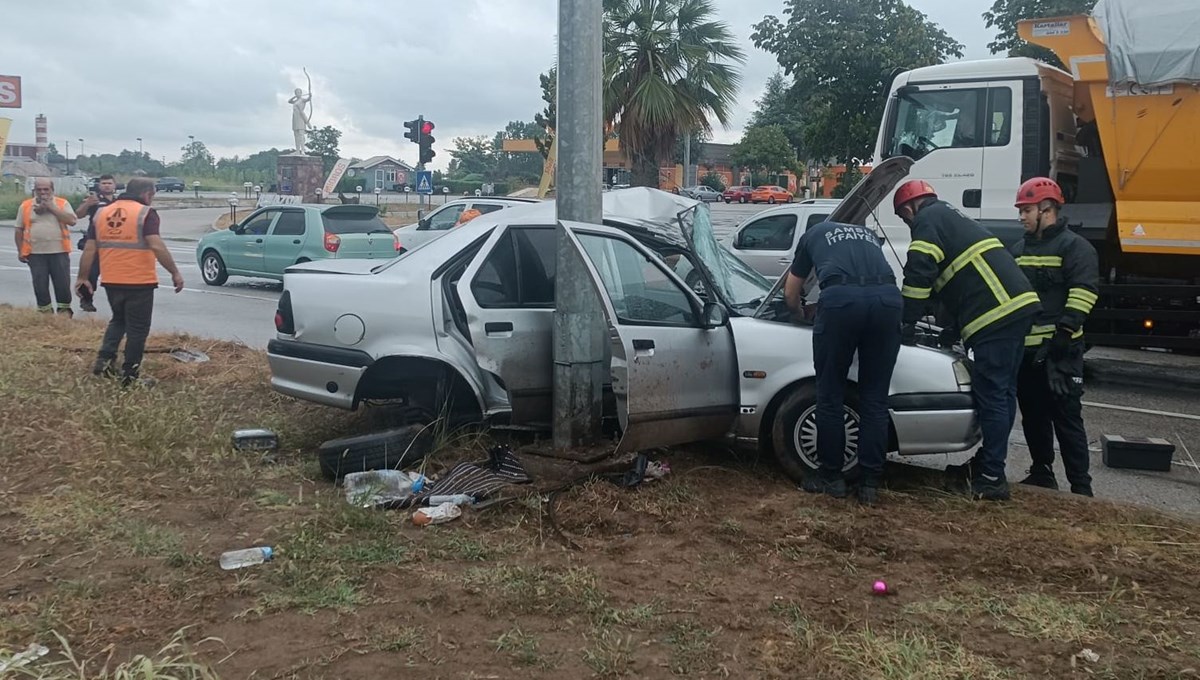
[
  {"left": 1082, "top": 401, "right": 1200, "bottom": 422},
  {"left": 181, "top": 287, "right": 276, "bottom": 301}
]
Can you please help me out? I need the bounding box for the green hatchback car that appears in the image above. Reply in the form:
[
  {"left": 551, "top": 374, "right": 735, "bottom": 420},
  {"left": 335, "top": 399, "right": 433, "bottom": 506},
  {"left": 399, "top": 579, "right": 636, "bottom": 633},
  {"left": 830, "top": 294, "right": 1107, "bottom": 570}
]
[{"left": 197, "top": 204, "right": 402, "bottom": 286}]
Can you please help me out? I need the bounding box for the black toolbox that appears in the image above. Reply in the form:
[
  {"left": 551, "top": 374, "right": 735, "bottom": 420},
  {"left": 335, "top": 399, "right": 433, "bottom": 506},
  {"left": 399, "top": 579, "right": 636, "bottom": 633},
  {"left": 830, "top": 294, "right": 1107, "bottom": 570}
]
[{"left": 1101, "top": 435, "right": 1176, "bottom": 472}]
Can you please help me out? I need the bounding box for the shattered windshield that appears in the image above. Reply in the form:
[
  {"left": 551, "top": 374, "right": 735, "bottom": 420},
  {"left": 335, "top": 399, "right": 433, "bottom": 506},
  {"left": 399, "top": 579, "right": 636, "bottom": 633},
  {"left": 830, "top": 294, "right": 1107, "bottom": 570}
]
[{"left": 678, "top": 204, "right": 774, "bottom": 312}]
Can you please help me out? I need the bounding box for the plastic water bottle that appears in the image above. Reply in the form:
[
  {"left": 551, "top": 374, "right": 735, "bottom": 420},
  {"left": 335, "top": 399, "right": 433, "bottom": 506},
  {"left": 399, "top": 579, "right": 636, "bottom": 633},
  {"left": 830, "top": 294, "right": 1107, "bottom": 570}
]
[{"left": 219, "top": 546, "right": 273, "bottom": 571}]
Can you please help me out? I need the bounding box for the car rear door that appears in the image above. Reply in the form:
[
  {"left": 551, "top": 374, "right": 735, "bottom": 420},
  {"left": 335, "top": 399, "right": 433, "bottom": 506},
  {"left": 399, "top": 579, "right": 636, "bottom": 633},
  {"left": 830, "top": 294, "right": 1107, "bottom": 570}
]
[
  {"left": 264, "top": 208, "right": 308, "bottom": 274},
  {"left": 564, "top": 224, "right": 738, "bottom": 453},
  {"left": 457, "top": 224, "right": 558, "bottom": 425},
  {"left": 729, "top": 212, "right": 800, "bottom": 277}
]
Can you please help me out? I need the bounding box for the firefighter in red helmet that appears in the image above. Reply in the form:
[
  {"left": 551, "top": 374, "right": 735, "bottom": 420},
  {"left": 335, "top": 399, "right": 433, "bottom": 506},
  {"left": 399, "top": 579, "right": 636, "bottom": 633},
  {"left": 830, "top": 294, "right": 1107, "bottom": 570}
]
[
  {"left": 894, "top": 180, "right": 1041, "bottom": 501},
  {"left": 1009, "top": 177, "right": 1098, "bottom": 497}
]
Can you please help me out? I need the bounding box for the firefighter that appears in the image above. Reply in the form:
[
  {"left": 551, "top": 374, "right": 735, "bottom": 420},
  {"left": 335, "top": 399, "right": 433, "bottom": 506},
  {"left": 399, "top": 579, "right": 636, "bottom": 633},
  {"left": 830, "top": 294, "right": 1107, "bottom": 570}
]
[
  {"left": 894, "top": 180, "right": 1041, "bottom": 501},
  {"left": 1010, "top": 177, "right": 1098, "bottom": 496},
  {"left": 785, "top": 221, "right": 902, "bottom": 505}
]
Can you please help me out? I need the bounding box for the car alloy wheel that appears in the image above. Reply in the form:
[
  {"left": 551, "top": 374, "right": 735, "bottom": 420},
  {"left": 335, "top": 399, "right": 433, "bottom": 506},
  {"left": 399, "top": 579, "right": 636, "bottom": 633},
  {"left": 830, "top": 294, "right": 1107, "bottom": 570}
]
[
  {"left": 739, "top": 196, "right": 747, "bottom": 204},
  {"left": 201, "top": 251, "right": 228, "bottom": 286},
  {"left": 793, "top": 403, "right": 860, "bottom": 472},
  {"left": 768, "top": 197, "right": 777, "bottom": 204}
]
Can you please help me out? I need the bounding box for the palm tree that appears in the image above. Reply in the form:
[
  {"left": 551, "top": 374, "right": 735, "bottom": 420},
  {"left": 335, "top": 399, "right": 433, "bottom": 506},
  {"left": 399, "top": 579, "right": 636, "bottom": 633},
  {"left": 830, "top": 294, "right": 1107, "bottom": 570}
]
[{"left": 603, "top": 0, "right": 744, "bottom": 187}]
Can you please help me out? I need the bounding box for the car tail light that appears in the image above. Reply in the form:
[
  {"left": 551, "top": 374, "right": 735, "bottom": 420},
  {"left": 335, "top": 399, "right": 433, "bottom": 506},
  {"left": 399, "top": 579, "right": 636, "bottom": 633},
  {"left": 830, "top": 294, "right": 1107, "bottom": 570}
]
[
  {"left": 323, "top": 232, "right": 341, "bottom": 253},
  {"left": 275, "top": 291, "right": 295, "bottom": 334},
  {"left": 393, "top": 235, "right": 403, "bottom": 252}
]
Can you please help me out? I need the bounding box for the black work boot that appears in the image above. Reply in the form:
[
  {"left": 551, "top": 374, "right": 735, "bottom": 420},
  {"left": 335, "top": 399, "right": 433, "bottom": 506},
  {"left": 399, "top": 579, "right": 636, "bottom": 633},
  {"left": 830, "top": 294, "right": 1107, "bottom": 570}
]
[
  {"left": 857, "top": 485, "right": 878, "bottom": 506},
  {"left": 1019, "top": 465, "right": 1058, "bottom": 490},
  {"left": 801, "top": 470, "right": 847, "bottom": 498},
  {"left": 971, "top": 475, "right": 1011, "bottom": 502},
  {"left": 1070, "top": 483, "right": 1094, "bottom": 497},
  {"left": 92, "top": 358, "right": 117, "bottom": 378}
]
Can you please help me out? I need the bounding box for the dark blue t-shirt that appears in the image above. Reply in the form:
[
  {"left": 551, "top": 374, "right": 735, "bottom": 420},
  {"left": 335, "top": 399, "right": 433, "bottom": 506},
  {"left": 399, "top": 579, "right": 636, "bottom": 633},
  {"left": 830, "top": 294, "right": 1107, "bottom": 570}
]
[{"left": 789, "top": 221, "right": 893, "bottom": 285}]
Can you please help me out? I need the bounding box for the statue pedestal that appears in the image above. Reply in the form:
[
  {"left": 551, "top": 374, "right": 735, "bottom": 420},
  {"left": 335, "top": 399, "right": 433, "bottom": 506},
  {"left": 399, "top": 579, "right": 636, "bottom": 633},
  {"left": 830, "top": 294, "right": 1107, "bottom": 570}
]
[{"left": 276, "top": 154, "right": 324, "bottom": 203}]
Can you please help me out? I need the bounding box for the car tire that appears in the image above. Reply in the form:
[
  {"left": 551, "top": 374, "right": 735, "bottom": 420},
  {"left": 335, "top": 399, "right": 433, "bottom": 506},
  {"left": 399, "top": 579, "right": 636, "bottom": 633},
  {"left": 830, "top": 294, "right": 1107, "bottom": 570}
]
[
  {"left": 771, "top": 383, "right": 861, "bottom": 484},
  {"left": 739, "top": 196, "right": 747, "bottom": 204},
  {"left": 200, "top": 251, "right": 228, "bottom": 286},
  {"left": 768, "top": 197, "right": 777, "bottom": 205},
  {"left": 318, "top": 424, "right": 434, "bottom": 481},
  {"left": 724, "top": 198, "right": 731, "bottom": 204}
]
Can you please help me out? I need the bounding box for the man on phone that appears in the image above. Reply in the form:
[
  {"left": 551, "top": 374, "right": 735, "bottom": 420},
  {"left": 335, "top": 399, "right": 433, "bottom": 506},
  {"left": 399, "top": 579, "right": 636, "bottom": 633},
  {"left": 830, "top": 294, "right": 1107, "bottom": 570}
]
[
  {"left": 15, "top": 178, "right": 77, "bottom": 316},
  {"left": 74, "top": 174, "right": 118, "bottom": 311}
]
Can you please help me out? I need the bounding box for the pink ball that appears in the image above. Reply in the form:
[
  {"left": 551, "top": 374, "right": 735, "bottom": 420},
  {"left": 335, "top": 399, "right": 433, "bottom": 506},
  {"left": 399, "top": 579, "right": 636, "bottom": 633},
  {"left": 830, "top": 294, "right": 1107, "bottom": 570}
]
[{"left": 872, "top": 580, "right": 888, "bottom": 594}]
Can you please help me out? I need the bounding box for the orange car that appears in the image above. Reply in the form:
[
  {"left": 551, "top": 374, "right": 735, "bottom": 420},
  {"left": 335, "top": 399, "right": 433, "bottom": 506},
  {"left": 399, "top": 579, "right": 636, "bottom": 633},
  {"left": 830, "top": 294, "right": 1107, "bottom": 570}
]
[{"left": 750, "top": 185, "right": 794, "bottom": 204}]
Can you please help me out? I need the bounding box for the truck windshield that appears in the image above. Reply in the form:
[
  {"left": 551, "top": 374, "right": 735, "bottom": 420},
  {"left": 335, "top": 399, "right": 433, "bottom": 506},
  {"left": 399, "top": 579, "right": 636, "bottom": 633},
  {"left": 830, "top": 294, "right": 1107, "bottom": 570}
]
[{"left": 884, "top": 87, "right": 1012, "bottom": 161}]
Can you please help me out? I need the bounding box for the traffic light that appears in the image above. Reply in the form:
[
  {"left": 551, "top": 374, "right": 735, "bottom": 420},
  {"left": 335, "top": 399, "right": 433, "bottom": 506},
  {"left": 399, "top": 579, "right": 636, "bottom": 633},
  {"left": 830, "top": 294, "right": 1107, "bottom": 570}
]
[
  {"left": 419, "top": 120, "right": 436, "bottom": 165},
  {"left": 403, "top": 118, "right": 421, "bottom": 144}
]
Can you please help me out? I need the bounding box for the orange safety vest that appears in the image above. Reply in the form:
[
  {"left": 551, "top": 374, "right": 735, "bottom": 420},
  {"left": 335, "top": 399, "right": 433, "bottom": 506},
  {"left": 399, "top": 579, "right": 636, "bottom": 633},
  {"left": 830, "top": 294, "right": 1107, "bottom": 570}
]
[
  {"left": 94, "top": 199, "right": 158, "bottom": 285},
  {"left": 18, "top": 196, "right": 72, "bottom": 257}
]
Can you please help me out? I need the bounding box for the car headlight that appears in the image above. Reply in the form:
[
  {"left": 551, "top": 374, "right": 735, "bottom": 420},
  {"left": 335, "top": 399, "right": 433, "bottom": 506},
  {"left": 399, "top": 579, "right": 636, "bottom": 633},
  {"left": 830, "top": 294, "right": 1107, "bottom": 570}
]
[{"left": 952, "top": 359, "right": 972, "bottom": 391}]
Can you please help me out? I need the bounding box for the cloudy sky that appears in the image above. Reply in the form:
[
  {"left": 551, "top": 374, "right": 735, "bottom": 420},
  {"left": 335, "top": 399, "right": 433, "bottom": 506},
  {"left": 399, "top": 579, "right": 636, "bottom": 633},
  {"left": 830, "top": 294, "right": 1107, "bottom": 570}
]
[{"left": 4, "top": 0, "right": 1000, "bottom": 171}]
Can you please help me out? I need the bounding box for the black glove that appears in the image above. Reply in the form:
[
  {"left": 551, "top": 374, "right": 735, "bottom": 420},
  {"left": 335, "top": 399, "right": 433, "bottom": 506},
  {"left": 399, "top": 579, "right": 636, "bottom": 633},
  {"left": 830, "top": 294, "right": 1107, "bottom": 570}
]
[
  {"left": 900, "top": 324, "right": 918, "bottom": 346},
  {"left": 1048, "top": 327, "right": 1072, "bottom": 360},
  {"left": 1046, "top": 354, "right": 1082, "bottom": 399},
  {"left": 1033, "top": 341, "right": 1050, "bottom": 366},
  {"left": 937, "top": 326, "right": 960, "bottom": 349}
]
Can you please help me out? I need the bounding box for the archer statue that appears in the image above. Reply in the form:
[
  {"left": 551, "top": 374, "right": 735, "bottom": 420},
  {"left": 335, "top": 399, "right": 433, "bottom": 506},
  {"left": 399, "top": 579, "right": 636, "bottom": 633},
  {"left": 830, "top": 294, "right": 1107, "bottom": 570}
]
[{"left": 288, "top": 68, "right": 313, "bottom": 154}]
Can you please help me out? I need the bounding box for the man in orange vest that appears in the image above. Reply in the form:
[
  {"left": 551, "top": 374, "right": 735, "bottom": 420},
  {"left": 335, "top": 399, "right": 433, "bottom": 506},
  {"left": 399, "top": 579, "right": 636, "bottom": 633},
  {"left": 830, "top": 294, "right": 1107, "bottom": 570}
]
[
  {"left": 14, "top": 178, "right": 78, "bottom": 316},
  {"left": 75, "top": 177, "right": 185, "bottom": 386}
]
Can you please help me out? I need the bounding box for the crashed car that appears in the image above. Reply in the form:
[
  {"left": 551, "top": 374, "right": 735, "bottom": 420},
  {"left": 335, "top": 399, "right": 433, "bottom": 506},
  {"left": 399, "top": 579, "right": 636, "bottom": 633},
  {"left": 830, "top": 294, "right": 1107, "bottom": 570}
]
[{"left": 268, "top": 158, "right": 980, "bottom": 481}]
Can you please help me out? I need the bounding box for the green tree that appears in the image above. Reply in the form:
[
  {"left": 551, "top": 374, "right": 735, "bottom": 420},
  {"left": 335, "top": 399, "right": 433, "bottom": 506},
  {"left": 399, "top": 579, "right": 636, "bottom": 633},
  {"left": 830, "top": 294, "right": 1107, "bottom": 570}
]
[
  {"left": 831, "top": 164, "right": 864, "bottom": 198},
  {"left": 983, "top": 0, "right": 1095, "bottom": 68},
  {"left": 534, "top": 68, "right": 556, "bottom": 160},
  {"left": 447, "top": 136, "right": 496, "bottom": 178},
  {"left": 746, "top": 72, "right": 806, "bottom": 161},
  {"left": 752, "top": 0, "right": 962, "bottom": 163},
  {"left": 180, "top": 140, "right": 215, "bottom": 175},
  {"left": 732, "top": 125, "right": 796, "bottom": 176},
  {"left": 305, "top": 125, "right": 343, "bottom": 174},
  {"left": 603, "top": 0, "right": 745, "bottom": 187},
  {"left": 46, "top": 142, "right": 65, "bottom": 164},
  {"left": 700, "top": 170, "right": 725, "bottom": 191}
]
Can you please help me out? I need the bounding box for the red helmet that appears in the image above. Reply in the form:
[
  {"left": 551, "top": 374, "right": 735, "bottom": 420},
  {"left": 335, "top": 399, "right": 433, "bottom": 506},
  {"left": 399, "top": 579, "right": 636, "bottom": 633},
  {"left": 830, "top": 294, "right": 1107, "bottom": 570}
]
[
  {"left": 1014, "top": 177, "right": 1064, "bottom": 207},
  {"left": 893, "top": 180, "right": 937, "bottom": 214}
]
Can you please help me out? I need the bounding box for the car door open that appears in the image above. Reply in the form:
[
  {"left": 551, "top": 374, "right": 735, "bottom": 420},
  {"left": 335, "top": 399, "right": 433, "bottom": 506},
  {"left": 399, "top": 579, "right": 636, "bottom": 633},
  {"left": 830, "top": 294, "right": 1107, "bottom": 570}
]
[{"left": 563, "top": 224, "right": 739, "bottom": 454}]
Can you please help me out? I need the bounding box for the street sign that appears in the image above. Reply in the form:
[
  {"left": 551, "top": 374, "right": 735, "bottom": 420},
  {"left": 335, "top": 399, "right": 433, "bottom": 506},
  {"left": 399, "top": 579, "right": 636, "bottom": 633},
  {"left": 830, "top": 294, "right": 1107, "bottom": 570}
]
[
  {"left": 0, "top": 76, "right": 21, "bottom": 109},
  {"left": 416, "top": 170, "right": 433, "bottom": 195}
]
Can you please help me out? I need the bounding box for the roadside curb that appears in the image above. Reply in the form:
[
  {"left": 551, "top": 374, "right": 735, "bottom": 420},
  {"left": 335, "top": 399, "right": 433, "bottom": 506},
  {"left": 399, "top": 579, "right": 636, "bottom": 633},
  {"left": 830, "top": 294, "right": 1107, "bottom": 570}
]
[{"left": 1085, "top": 356, "right": 1200, "bottom": 392}]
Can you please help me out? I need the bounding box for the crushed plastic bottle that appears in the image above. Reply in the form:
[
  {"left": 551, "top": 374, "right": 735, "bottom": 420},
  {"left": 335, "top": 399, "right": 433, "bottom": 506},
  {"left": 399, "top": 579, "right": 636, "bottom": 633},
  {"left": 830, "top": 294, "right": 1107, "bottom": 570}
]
[
  {"left": 344, "top": 470, "right": 420, "bottom": 507},
  {"left": 219, "top": 546, "right": 273, "bottom": 571}
]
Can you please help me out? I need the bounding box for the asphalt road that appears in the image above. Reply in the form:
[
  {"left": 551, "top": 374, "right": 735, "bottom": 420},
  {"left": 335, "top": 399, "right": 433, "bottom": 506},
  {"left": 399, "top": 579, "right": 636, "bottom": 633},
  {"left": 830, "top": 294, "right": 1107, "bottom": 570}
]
[{"left": 3, "top": 203, "right": 1197, "bottom": 517}]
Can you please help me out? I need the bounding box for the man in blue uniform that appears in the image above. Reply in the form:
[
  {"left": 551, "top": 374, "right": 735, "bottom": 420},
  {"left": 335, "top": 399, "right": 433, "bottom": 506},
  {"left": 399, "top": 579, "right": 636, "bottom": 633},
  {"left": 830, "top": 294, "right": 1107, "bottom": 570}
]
[{"left": 785, "top": 220, "right": 902, "bottom": 505}]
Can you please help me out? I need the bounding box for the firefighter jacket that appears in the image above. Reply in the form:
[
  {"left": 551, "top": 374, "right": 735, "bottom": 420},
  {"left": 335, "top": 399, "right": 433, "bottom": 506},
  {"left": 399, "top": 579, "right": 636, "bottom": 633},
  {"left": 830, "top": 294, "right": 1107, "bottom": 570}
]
[
  {"left": 900, "top": 201, "right": 1040, "bottom": 345},
  {"left": 1008, "top": 217, "right": 1100, "bottom": 347}
]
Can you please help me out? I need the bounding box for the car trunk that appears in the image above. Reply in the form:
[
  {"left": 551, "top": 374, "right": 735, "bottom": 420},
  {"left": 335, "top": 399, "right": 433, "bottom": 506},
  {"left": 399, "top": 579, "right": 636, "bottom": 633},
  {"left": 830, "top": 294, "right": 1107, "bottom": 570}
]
[{"left": 321, "top": 206, "right": 400, "bottom": 260}]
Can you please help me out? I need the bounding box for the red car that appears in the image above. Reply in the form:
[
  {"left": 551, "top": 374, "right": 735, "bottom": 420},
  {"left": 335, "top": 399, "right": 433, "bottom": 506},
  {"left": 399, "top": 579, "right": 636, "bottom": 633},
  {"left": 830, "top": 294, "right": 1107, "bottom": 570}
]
[{"left": 722, "top": 185, "right": 753, "bottom": 204}]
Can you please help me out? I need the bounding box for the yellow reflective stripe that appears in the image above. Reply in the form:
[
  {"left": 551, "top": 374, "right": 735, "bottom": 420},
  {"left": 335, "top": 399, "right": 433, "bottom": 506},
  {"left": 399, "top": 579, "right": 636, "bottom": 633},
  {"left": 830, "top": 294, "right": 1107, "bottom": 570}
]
[
  {"left": 973, "top": 258, "right": 1010, "bottom": 304},
  {"left": 934, "top": 238, "right": 1003, "bottom": 291},
  {"left": 1025, "top": 334, "right": 1049, "bottom": 346},
  {"left": 1065, "top": 299, "right": 1094, "bottom": 314},
  {"left": 909, "top": 240, "right": 945, "bottom": 263},
  {"left": 1024, "top": 324, "right": 1084, "bottom": 345},
  {"left": 1015, "top": 255, "right": 1063, "bottom": 267},
  {"left": 901, "top": 285, "right": 931, "bottom": 300},
  {"left": 1068, "top": 288, "right": 1098, "bottom": 304},
  {"left": 962, "top": 291, "right": 1041, "bottom": 340}
]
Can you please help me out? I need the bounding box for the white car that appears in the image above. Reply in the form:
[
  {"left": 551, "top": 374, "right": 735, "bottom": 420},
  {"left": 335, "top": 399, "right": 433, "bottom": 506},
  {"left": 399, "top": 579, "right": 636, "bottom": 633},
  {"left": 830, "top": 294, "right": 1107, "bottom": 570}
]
[
  {"left": 392, "top": 196, "right": 539, "bottom": 251},
  {"left": 268, "top": 158, "right": 978, "bottom": 480}
]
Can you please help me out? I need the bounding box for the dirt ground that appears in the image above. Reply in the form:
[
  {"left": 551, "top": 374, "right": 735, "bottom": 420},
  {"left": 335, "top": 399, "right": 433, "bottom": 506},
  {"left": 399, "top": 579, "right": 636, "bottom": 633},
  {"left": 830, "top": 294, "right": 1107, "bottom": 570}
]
[{"left": 1, "top": 307, "right": 1198, "bottom": 679}]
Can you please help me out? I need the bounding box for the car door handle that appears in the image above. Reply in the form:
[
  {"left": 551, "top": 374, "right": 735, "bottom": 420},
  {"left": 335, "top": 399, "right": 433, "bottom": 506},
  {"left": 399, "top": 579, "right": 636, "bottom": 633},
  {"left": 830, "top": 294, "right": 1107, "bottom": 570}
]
[
  {"left": 484, "top": 321, "right": 514, "bottom": 337},
  {"left": 292, "top": 239, "right": 301, "bottom": 244},
  {"left": 777, "top": 256, "right": 792, "bottom": 265},
  {"left": 632, "top": 339, "right": 655, "bottom": 356},
  {"left": 255, "top": 238, "right": 263, "bottom": 244}
]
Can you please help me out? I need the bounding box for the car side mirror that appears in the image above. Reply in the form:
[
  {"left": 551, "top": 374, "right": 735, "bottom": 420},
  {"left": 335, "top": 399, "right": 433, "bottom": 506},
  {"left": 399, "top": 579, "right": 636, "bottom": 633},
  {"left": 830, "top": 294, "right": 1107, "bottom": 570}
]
[
  {"left": 229, "top": 223, "right": 239, "bottom": 232},
  {"left": 702, "top": 301, "right": 728, "bottom": 329}
]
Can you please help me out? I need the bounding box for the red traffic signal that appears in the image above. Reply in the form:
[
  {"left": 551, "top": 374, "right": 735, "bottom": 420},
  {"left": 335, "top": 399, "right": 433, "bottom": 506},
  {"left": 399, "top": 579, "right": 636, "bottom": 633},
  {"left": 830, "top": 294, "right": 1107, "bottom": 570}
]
[{"left": 421, "top": 121, "right": 435, "bottom": 136}]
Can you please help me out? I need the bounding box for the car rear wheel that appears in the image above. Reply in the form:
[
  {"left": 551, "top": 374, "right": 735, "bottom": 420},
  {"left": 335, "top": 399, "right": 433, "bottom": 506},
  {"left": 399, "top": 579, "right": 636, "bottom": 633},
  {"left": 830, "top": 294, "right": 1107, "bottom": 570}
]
[
  {"left": 768, "top": 197, "right": 777, "bottom": 204},
  {"left": 724, "top": 198, "right": 731, "bottom": 204},
  {"left": 771, "top": 383, "right": 860, "bottom": 483},
  {"left": 318, "top": 424, "right": 434, "bottom": 481},
  {"left": 201, "top": 251, "right": 228, "bottom": 286},
  {"left": 739, "top": 196, "right": 747, "bottom": 204}
]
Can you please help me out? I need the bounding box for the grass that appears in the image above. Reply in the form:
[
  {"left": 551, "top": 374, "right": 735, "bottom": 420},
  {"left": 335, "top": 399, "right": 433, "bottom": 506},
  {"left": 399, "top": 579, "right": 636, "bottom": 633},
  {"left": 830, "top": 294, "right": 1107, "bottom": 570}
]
[
  {"left": 2, "top": 307, "right": 1200, "bottom": 678},
  {"left": 0, "top": 629, "right": 220, "bottom": 679}
]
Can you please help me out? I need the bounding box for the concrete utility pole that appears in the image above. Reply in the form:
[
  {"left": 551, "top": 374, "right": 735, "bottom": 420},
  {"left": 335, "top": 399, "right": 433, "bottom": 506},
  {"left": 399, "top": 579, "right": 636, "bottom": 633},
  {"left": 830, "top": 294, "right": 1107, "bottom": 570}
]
[{"left": 552, "top": 0, "right": 605, "bottom": 451}]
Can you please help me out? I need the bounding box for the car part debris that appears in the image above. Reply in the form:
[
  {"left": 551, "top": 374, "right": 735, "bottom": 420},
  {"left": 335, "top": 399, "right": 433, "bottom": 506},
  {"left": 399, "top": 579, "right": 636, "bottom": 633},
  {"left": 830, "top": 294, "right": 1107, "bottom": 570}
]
[
  {"left": 0, "top": 644, "right": 50, "bottom": 673},
  {"left": 232, "top": 429, "right": 279, "bottom": 452},
  {"left": 318, "top": 425, "right": 433, "bottom": 481},
  {"left": 169, "top": 348, "right": 210, "bottom": 363},
  {"left": 1101, "top": 435, "right": 1175, "bottom": 471}
]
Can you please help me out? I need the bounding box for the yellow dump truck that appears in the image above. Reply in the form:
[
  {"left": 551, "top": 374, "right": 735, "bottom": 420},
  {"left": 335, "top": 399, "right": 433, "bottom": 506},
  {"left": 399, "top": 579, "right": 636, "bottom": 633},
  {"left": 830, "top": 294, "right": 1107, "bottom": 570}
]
[{"left": 875, "top": 0, "right": 1199, "bottom": 350}]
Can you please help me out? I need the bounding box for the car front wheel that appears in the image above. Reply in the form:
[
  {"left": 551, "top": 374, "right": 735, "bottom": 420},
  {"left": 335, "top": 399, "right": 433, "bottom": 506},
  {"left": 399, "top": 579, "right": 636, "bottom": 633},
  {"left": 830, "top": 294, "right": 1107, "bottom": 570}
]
[
  {"left": 771, "top": 384, "right": 861, "bottom": 483},
  {"left": 739, "top": 196, "right": 747, "bottom": 204},
  {"left": 201, "top": 251, "right": 228, "bottom": 286}
]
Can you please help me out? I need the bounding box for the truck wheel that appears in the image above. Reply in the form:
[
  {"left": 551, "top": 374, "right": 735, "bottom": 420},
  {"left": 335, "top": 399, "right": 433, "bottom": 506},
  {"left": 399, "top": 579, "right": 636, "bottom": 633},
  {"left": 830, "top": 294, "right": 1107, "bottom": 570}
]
[
  {"left": 771, "top": 383, "right": 860, "bottom": 484},
  {"left": 201, "top": 251, "right": 228, "bottom": 286},
  {"left": 318, "top": 425, "right": 434, "bottom": 481}
]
